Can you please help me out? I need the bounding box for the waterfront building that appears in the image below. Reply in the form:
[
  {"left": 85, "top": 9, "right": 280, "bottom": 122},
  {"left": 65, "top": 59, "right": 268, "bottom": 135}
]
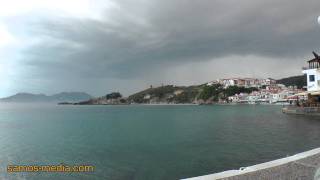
[
  {"left": 270, "top": 90, "right": 294, "bottom": 104},
  {"left": 228, "top": 95, "right": 239, "bottom": 102},
  {"left": 302, "top": 51, "right": 320, "bottom": 92},
  {"left": 283, "top": 52, "right": 320, "bottom": 114}
]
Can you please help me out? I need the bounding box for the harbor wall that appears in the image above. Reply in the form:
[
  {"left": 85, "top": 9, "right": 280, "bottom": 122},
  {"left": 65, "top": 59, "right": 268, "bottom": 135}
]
[{"left": 184, "top": 147, "right": 320, "bottom": 180}]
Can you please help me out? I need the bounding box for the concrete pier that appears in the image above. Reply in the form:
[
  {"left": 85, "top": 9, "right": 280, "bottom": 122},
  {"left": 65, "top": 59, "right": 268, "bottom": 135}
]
[
  {"left": 184, "top": 147, "right": 320, "bottom": 180},
  {"left": 282, "top": 107, "right": 320, "bottom": 116}
]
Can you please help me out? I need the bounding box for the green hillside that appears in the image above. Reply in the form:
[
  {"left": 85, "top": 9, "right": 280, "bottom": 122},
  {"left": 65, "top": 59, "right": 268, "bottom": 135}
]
[{"left": 276, "top": 75, "right": 307, "bottom": 89}]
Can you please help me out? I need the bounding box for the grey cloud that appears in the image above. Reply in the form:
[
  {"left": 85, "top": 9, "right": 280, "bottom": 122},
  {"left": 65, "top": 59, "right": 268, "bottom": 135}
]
[{"left": 13, "top": 0, "right": 320, "bottom": 95}]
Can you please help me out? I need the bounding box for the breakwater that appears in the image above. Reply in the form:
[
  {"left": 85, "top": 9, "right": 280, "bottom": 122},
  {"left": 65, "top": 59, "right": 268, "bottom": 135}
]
[{"left": 184, "top": 147, "right": 320, "bottom": 180}]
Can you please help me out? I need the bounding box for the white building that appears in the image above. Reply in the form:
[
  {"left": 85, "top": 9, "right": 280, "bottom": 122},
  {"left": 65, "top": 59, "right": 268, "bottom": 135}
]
[
  {"left": 219, "top": 79, "right": 237, "bottom": 88},
  {"left": 265, "top": 78, "right": 277, "bottom": 86},
  {"left": 143, "top": 94, "right": 151, "bottom": 100},
  {"left": 207, "top": 81, "right": 219, "bottom": 86},
  {"left": 270, "top": 90, "right": 291, "bottom": 103},
  {"left": 212, "top": 78, "right": 275, "bottom": 89},
  {"left": 302, "top": 52, "right": 320, "bottom": 92}
]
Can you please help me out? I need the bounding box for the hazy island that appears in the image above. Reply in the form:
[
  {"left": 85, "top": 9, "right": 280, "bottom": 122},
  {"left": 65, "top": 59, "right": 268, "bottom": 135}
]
[{"left": 0, "top": 92, "right": 92, "bottom": 103}]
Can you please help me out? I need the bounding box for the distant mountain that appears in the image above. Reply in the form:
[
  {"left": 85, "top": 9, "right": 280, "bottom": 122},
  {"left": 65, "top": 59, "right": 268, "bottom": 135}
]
[
  {"left": 0, "top": 93, "right": 49, "bottom": 102},
  {"left": 276, "top": 75, "right": 307, "bottom": 89},
  {"left": 50, "top": 92, "right": 92, "bottom": 102},
  {"left": 0, "top": 92, "right": 92, "bottom": 103}
]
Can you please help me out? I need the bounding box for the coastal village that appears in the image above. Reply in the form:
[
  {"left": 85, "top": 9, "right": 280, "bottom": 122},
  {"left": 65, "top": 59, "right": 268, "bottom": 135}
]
[
  {"left": 206, "top": 78, "right": 304, "bottom": 104},
  {"left": 65, "top": 51, "right": 319, "bottom": 109},
  {"left": 71, "top": 76, "right": 305, "bottom": 105}
]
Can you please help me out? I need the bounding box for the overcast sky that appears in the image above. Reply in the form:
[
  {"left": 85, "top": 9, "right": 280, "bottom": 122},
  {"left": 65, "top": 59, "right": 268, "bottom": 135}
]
[{"left": 0, "top": 0, "right": 320, "bottom": 97}]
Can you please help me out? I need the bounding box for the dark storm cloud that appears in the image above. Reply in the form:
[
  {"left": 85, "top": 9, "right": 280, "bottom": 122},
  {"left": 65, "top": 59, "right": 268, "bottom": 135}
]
[{"left": 17, "top": 0, "right": 320, "bottom": 95}]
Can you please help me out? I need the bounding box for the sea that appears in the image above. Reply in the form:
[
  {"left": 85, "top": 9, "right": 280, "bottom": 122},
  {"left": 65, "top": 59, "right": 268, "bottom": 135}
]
[{"left": 0, "top": 103, "right": 319, "bottom": 180}]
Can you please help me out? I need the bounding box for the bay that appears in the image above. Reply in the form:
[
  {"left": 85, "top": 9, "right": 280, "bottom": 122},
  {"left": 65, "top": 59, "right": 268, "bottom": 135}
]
[{"left": 0, "top": 104, "right": 319, "bottom": 180}]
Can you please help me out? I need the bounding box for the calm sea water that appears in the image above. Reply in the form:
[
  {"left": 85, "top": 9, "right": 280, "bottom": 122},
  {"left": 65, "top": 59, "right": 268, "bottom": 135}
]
[{"left": 0, "top": 104, "right": 319, "bottom": 180}]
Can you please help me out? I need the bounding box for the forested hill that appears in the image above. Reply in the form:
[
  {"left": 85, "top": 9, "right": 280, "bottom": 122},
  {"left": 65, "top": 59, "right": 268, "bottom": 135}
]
[
  {"left": 128, "top": 85, "right": 201, "bottom": 104},
  {"left": 127, "top": 84, "right": 258, "bottom": 104},
  {"left": 276, "top": 75, "right": 306, "bottom": 89}
]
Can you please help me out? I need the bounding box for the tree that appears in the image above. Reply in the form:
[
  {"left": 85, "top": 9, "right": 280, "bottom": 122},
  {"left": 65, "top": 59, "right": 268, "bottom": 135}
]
[
  {"left": 198, "top": 84, "right": 223, "bottom": 101},
  {"left": 106, "top": 92, "right": 122, "bottom": 99},
  {"left": 224, "top": 86, "right": 258, "bottom": 97}
]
